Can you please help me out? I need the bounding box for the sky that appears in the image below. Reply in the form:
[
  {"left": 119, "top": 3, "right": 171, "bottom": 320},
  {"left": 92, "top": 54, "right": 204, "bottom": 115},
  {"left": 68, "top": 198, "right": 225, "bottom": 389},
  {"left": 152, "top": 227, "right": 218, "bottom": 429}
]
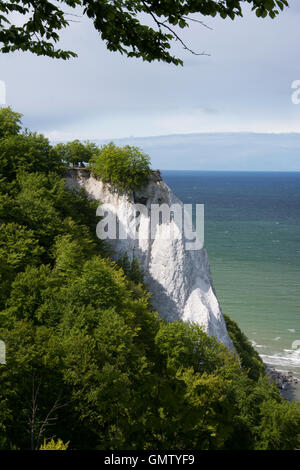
[{"left": 1, "top": 1, "right": 300, "bottom": 170}]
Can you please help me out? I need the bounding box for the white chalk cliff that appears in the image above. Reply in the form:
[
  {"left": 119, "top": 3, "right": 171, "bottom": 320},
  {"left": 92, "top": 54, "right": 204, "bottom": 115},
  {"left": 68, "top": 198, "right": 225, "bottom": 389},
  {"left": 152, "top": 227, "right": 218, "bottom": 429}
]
[{"left": 66, "top": 169, "right": 233, "bottom": 350}]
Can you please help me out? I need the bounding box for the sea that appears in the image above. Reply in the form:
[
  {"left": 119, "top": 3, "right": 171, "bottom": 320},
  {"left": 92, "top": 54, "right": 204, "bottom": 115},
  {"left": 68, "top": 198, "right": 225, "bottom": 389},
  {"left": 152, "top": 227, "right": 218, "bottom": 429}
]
[{"left": 162, "top": 170, "right": 300, "bottom": 398}]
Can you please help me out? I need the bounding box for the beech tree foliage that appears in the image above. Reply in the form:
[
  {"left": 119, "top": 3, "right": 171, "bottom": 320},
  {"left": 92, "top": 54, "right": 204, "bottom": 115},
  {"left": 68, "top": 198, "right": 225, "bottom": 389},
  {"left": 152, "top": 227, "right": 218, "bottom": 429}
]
[
  {"left": 1, "top": 106, "right": 300, "bottom": 450},
  {"left": 54, "top": 140, "right": 98, "bottom": 167},
  {"left": 89, "top": 142, "right": 151, "bottom": 191},
  {"left": 0, "top": 1, "right": 289, "bottom": 65}
]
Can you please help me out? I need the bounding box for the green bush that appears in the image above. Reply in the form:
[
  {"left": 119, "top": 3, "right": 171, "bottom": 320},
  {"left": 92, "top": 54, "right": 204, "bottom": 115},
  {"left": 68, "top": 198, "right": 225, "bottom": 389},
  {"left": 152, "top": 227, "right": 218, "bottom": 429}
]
[
  {"left": 40, "top": 438, "right": 69, "bottom": 450},
  {"left": 89, "top": 142, "right": 151, "bottom": 191},
  {"left": 224, "top": 314, "right": 266, "bottom": 380}
]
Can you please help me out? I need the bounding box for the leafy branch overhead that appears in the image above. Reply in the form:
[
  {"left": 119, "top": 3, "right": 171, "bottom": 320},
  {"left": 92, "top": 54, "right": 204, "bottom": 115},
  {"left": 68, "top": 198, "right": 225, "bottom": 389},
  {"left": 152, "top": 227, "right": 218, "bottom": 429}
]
[{"left": 0, "top": 0, "right": 289, "bottom": 65}]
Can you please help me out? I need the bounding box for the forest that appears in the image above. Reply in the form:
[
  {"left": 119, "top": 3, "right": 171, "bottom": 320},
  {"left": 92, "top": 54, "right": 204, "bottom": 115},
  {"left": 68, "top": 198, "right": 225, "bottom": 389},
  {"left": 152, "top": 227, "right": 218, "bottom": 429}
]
[{"left": 0, "top": 106, "right": 300, "bottom": 450}]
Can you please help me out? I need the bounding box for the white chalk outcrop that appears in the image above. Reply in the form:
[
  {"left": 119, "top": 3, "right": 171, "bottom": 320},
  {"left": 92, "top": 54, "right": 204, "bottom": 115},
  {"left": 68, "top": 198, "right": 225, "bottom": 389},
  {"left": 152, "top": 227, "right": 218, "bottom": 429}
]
[{"left": 66, "top": 169, "right": 233, "bottom": 350}]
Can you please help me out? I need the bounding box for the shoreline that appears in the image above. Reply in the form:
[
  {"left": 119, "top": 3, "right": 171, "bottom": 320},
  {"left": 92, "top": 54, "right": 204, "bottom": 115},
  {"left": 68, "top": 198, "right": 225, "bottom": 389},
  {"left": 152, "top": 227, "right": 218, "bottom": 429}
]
[{"left": 265, "top": 366, "right": 300, "bottom": 401}]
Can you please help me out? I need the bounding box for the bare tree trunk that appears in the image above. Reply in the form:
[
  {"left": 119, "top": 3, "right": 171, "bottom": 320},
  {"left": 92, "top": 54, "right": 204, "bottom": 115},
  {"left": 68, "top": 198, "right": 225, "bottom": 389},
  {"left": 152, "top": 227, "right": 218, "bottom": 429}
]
[{"left": 27, "top": 375, "right": 67, "bottom": 450}]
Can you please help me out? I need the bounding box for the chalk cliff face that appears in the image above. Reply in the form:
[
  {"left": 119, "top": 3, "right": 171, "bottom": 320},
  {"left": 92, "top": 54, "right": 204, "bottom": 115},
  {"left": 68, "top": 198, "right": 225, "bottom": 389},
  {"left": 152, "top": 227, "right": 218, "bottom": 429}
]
[{"left": 66, "top": 169, "right": 233, "bottom": 350}]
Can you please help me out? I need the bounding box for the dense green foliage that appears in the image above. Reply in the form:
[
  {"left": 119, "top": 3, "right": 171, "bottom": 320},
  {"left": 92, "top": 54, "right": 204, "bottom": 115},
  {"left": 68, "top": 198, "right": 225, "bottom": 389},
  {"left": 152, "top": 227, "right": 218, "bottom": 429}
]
[
  {"left": 0, "top": 108, "right": 22, "bottom": 138},
  {"left": 0, "top": 1, "right": 288, "bottom": 65},
  {"left": 54, "top": 140, "right": 98, "bottom": 167},
  {"left": 89, "top": 142, "right": 151, "bottom": 191},
  {"left": 224, "top": 314, "right": 266, "bottom": 381},
  {"left": 0, "top": 107, "right": 300, "bottom": 450}
]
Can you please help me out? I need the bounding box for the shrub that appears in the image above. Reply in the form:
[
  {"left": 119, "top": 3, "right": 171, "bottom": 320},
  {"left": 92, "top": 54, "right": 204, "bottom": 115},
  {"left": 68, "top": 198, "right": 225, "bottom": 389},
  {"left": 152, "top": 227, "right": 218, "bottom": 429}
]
[
  {"left": 224, "top": 314, "right": 265, "bottom": 380},
  {"left": 89, "top": 142, "right": 151, "bottom": 191},
  {"left": 40, "top": 438, "right": 69, "bottom": 450}
]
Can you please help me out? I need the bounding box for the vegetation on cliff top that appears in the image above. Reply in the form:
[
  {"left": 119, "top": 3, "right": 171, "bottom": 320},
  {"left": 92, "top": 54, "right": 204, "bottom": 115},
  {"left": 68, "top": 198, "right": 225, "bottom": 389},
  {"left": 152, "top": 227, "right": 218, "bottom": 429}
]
[
  {"left": 89, "top": 142, "right": 152, "bottom": 191},
  {"left": 53, "top": 137, "right": 152, "bottom": 191},
  {"left": 0, "top": 107, "right": 300, "bottom": 450}
]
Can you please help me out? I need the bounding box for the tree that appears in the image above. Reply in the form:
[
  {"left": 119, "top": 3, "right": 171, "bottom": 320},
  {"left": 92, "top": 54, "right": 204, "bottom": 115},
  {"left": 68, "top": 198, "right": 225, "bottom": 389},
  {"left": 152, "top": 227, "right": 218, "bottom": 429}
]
[
  {"left": 28, "top": 376, "right": 67, "bottom": 450},
  {"left": 224, "top": 314, "right": 265, "bottom": 381},
  {"left": 0, "top": 1, "right": 289, "bottom": 65},
  {"left": 0, "top": 223, "right": 43, "bottom": 309},
  {"left": 54, "top": 140, "right": 98, "bottom": 167},
  {"left": 0, "top": 320, "right": 72, "bottom": 450},
  {"left": 256, "top": 399, "right": 300, "bottom": 450},
  {"left": 0, "top": 107, "right": 22, "bottom": 139},
  {"left": 0, "top": 132, "right": 64, "bottom": 181},
  {"left": 89, "top": 142, "right": 151, "bottom": 191}
]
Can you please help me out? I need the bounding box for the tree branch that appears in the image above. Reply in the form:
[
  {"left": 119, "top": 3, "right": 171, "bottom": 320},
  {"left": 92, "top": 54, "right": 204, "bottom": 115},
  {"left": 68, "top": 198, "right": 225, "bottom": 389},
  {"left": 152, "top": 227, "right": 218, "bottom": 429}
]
[
  {"left": 141, "top": 0, "right": 210, "bottom": 57},
  {"left": 182, "top": 16, "right": 213, "bottom": 30}
]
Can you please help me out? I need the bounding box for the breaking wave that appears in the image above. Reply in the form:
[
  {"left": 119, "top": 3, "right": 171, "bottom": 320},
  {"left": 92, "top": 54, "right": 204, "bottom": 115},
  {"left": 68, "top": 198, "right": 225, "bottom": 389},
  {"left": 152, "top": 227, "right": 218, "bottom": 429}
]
[{"left": 260, "top": 349, "right": 300, "bottom": 369}]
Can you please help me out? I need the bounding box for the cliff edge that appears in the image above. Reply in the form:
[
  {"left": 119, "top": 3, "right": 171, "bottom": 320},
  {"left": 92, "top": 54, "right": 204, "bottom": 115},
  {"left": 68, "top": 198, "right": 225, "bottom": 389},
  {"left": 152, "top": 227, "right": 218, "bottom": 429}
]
[{"left": 66, "top": 168, "right": 233, "bottom": 350}]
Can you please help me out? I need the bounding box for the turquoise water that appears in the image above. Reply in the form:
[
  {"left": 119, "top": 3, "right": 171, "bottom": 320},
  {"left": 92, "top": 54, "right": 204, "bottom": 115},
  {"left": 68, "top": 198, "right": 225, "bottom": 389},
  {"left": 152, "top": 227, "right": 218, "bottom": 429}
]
[{"left": 162, "top": 171, "right": 300, "bottom": 374}]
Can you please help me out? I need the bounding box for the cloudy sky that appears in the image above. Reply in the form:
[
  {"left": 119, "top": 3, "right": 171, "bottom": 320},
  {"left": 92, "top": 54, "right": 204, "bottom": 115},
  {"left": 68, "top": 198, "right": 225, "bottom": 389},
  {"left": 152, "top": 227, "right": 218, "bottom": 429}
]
[{"left": 1, "top": 1, "right": 300, "bottom": 170}]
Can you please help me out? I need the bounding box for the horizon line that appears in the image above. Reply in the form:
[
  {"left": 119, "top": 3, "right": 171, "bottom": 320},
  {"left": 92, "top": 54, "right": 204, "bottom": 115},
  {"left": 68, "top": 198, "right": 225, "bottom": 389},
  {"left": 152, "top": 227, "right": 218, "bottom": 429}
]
[
  {"left": 90, "top": 131, "right": 300, "bottom": 142},
  {"left": 159, "top": 169, "right": 300, "bottom": 173}
]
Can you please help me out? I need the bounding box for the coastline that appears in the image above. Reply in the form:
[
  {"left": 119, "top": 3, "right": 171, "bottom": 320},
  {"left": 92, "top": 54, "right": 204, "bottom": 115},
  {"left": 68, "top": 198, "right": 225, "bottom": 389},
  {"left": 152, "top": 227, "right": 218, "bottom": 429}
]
[{"left": 266, "top": 366, "right": 300, "bottom": 402}]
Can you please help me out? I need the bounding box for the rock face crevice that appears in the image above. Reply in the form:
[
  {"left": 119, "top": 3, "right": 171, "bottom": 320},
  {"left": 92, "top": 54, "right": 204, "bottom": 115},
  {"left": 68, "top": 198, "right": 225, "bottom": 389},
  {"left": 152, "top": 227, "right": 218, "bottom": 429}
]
[{"left": 66, "top": 168, "right": 233, "bottom": 350}]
